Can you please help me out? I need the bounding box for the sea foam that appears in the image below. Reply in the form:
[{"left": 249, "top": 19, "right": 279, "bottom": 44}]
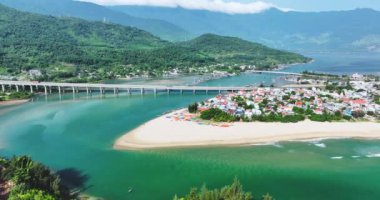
[
  {"left": 331, "top": 156, "right": 343, "bottom": 159},
  {"left": 366, "top": 154, "right": 380, "bottom": 158}
]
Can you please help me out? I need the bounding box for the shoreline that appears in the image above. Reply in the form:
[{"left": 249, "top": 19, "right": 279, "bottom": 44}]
[
  {"left": 114, "top": 109, "right": 380, "bottom": 150},
  {"left": 0, "top": 99, "right": 30, "bottom": 107},
  {"left": 105, "top": 60, "right": 311, "bottom": 86}
]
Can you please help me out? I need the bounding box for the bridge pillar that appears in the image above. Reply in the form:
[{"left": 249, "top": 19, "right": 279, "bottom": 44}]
[
  {"left": 127, "top": 88, "right": 131, "bottom": 95},
  {"left": 49, "top": 86, "right": 52, "bottom": 94},
  {"left": 167, "top": 88, "right": 170, "bottom": 95},
  {"left": 58, "top": 87, "right": 61, "bottom": 94},
  {"left": 193, "top": 89, "right": 196, "bottom": 95},
  {"left": 86, "top": 87, "right": 89, "bottom": 94},
  {"left": 15, "top": 85, "right": 19, "bottom": 92},
  {"left": 180, "top": 89, "right": 183, "bottom": 95},
  {"left": 72, "top": 87, "right": 75, "bottom": 95},
  {"left": 30, "top": 85, "right": 33, "bottom": 93},
  {"left": 1, "top": 85, "right": 4, "bottom": 92},
  {"left": 99, "top": 87, "right": 103, "bottom": 95},
  {"left": 154, "top": 88, "right": 157, "bottom": 95},
  {"left": 206, "top": 89, "right": 208, "bottom": 95},
  {"left": 44, "top": 86, "right": 48, "bottom": 95},
  {"left": 114, "top": 88, "right": 118, "bottom": 95},
  {"left": 141, "top": 88, "right": 144, "bottom": 95}
]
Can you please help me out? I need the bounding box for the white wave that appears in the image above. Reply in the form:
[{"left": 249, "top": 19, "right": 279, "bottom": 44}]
[
  {"left": 272, "top": 143, "right": 283, "bottom": 148},
  {"left": 331, "top": 156, "right": 343, "bottom": 159},
  {"left": 366, "top": 154, "right": 380, "bottom": 158},
  {"left": 314, "top": 143, "right": 326, "bottom": 148},
  {"left": 248, "top": 141, "right": 278, "bottom": 146}
]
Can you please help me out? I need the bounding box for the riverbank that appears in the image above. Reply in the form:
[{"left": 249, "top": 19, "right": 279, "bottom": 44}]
[
  {"left": 115, "top": 109, "right": 380, "bottom": 150},
  {"left": 0, "top": 99, "right": 30, "bottom": 107}
]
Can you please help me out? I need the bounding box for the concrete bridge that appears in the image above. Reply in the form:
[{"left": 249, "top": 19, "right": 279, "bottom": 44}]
[
  {"left": 0, "top": 80, "right": 258, "bottom": 95},
  {"left": 249, "top": 70, "right": 303, "bottom": 76}
]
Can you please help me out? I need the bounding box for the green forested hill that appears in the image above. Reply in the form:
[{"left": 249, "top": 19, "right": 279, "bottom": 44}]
[
  {"left": 0, "top": 4, "right": 309, "bottom": 82},
  {"left": 0, "top": 0, "right": 191, "bottom": 41},
  {"left": 180, "top": 34, "right": 309, "bottom": 68}
]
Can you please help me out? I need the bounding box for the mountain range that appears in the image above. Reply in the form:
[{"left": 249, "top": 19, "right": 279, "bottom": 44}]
[
  {"left": 0, "top": 4, "right": 308, "bottom": 82},
  {"left": 1, "top": 0, "right": 379, "bottom": 52},
  {"left": 110, "top": 6, "right": 380, "bottom": 52}
]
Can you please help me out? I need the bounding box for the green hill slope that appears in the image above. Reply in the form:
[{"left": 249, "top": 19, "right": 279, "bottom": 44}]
[
  {"left": 181, "top": 34, "right": 310, "bottom": 68},
  {"left": 0, "top": 4, "right": 309, "bottom": 82},
  {"left": 0, "top": 0, "right": 191, "bottom": 41}
]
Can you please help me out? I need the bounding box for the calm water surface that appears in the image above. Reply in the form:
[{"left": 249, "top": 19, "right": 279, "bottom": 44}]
[{"left": 1, "top": 52, "right": 380, "bottom": 200}]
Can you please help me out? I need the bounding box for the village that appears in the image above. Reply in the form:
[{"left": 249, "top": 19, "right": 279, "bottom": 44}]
[{"left": 192, "top": 74, "right": 380, "bottom": 122}]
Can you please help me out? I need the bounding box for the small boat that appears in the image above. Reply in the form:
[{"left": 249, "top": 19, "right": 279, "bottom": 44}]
[{"left": 128, "top": 187, "right": 134, "bottom": 193}]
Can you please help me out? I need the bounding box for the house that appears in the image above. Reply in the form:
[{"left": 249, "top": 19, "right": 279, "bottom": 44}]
[
  {"left": 343, "top": 109, "right": 352, "bottom": 117},
  {"left": 295, "top": 101, "right": 303, "bottom": 107},
  {"left": 352, "top": 73, "right": 364, "bottom": 80}
]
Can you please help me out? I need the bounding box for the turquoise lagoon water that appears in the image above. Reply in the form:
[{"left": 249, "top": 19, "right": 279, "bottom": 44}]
[{"left": 0, "top": 52, "right": 380, "bottom": 199}]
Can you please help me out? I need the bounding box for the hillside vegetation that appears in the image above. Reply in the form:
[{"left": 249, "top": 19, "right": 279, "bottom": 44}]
[
  {"left": 181, "top": 34, "right": 309, "bottom": 68},
  {"left": 0, "top": 0, "right": 191, "bottom": 41},
  {"left": 0, "top": 4, "right": 309, "bottom": 82}
]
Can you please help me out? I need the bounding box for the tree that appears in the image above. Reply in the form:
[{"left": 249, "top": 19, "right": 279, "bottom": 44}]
[
  {"left": 188, "top": 103, "right": 199, "bottom": 113},
  {"left": 200, "top": 108, "right": 236, "bottom": 122},
  {"left": 174, "top": 178, "right": 257, "bottom": 200},
  {"left": 262, "top": 193, "right": 273, "bottom": 200},
  {"left": 1, "top": 156, "right": 71, "bottom": 199}
]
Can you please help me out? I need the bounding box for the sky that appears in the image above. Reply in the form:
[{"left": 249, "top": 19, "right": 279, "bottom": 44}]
[{"left": 79, "top": 0, "right": 380, "bottom": 14}]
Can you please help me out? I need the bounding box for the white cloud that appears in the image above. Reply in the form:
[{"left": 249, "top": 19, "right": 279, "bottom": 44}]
[{"left": 78, "top": 0, "right": 290, "bottom": 14}]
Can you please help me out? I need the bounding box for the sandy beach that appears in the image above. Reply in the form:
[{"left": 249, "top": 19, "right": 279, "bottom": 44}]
[
  {"left": 0, "top": 99, "right": 30, "bottom": 107},
  {"left": 114, "top": 109, "right": 380, "bottom": 150}
]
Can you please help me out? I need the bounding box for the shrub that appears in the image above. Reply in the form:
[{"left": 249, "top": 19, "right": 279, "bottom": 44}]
[
  {"left": 367, "top": 111, "right": 375, "bottom": 116},
  {"left": 8, "top": 189, "right": 55, "bottom": 200},
  {"left": 292, "top": 107, "right": 304, "bottom": 115},
  {"left": 351, "top": 110, "right": 365, "bottom": 118},
  {"left": 309, "top": 112, "right": 342, "bottom": 122},
  {"left": 343, "top": 115, "right": 352, "bottom": 121}
]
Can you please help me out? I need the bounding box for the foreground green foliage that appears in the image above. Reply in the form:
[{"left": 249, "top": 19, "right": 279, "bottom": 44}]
[
  {"left": 174, "top": 178, "right": 273, "bottom": 200},
  {"left": 0, "top": 4, "right": 309, "bottom": 82},
  {"left": 8, "top": 188, "right": 55, "bottom": 200},
  {"left": 0, "top": 156, "right": 71, "bottom": 200}
]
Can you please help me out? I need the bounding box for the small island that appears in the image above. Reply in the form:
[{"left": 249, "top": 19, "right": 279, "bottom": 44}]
[{"left": 115, "top": 75, "right": 380, "bottom": 150}]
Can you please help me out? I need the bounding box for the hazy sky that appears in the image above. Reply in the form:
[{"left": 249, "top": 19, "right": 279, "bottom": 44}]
[
  {"left": 80, "top": 0, "right": 380, "bottom": 14},
  {"left": 237, "top": 0, "right": 380, "bottom": 11}
]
